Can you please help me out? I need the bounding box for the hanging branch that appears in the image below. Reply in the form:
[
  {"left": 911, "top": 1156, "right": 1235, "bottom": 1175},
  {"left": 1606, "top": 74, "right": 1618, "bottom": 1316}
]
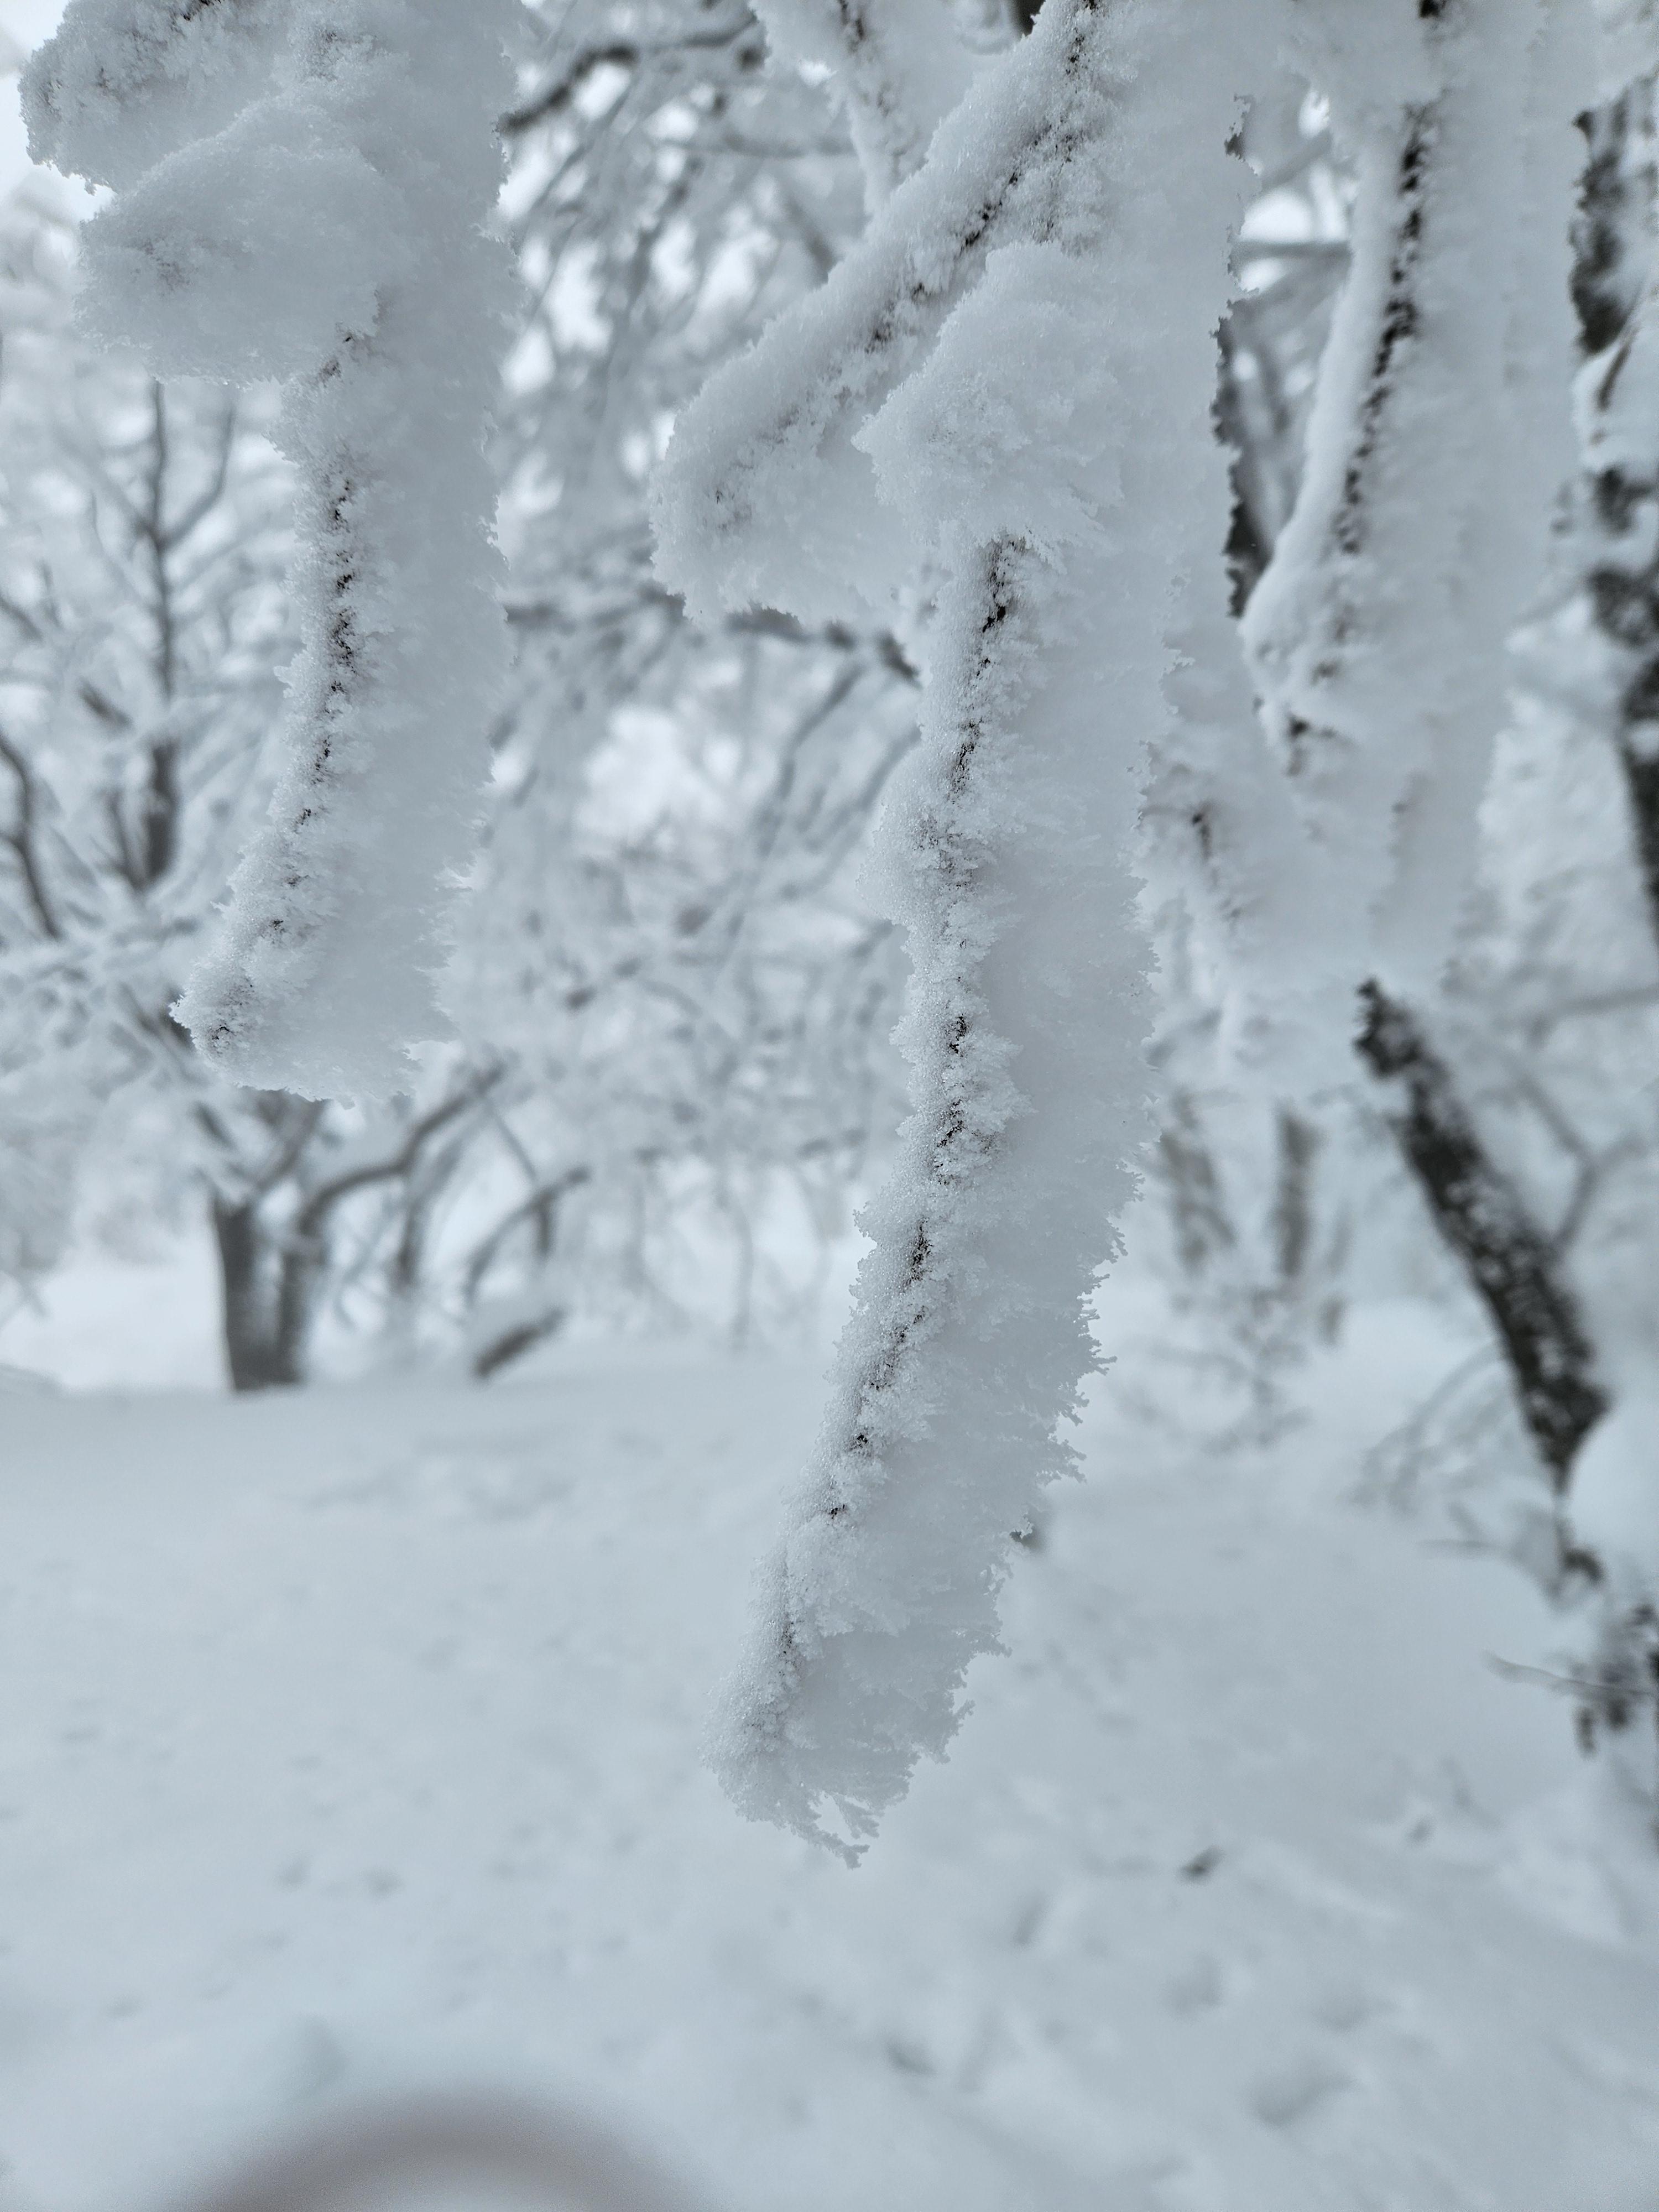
[
  {"left": 1241, "top": 0, "right": 1609, "bottom": 1489},
  {"left": 659, "top": 0, "right": 1284, "bottom": 1854},
  {"left": 26, "top": 0, "right": 517, "bottom": 1100}
]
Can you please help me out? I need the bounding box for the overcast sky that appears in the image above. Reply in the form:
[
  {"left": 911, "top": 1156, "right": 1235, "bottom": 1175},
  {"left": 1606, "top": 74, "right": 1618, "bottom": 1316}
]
[{"left": 1, "top": 1, "right": 69, "bottom": 201}]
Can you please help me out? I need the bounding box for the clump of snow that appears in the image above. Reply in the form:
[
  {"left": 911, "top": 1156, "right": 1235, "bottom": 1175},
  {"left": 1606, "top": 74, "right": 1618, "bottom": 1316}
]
[
  {"left": 20, "top": 0, "right": 289, "bottom": 194},
  {"left": 854, "top": 243, "right": 1121, "bottom": 556},
  {"left": 76, "top": 110, "right": 404, "bottom": 382}
]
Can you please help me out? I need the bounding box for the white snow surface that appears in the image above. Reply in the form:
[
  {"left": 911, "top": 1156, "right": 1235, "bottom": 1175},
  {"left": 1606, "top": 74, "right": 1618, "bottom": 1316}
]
[{"left": 0, "top": 1311, "right": 1656, "bottom": 2212}]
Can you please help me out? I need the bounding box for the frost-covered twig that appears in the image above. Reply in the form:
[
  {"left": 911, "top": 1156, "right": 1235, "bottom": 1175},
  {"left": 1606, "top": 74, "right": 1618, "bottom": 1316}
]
[{"left": 25, "top": 0, "right": 517, "bottom": 1099}]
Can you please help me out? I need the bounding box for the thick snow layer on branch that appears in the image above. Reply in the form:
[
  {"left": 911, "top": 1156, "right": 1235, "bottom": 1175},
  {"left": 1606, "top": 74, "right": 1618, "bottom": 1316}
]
[
  {"left": 652, "top": 0, "right": 1180, "bottom": 626},
  {"left": 1147, "top": 541, "right": 1352, "bottom": 1083},
  {"left": 661, "top": 0, "right": 1281, "bottom": 1855},
  {"left": 77, "top": 109, "right": 405, "bottom": 383},
  {"left": 19, "top": 0, "right": 289, "bottom": 192},
  {"left": 1245, "top": 0, "right": 1593, "bottom": 1006},
  {"left": 25, "top": 0, "right": 516, "bottom": 1100}
]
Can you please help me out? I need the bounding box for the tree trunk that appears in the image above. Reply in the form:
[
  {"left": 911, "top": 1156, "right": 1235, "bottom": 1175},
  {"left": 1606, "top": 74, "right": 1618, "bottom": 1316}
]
[
  {"left": 1356, "top": 982, "right": 1608, "bottom": 1491},
  {"left": 211, "top": 1196, "right": 302, "bottom": 1391}
]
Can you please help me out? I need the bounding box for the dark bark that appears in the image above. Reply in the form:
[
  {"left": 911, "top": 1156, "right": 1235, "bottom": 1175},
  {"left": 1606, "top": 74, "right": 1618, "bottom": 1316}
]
[
  {"left": 462, "top": 1167, "right": 589, "bottom": 1382},
  {"left": 1334, "top": 111, "right": 1433, "bottom": 560},
  {"left": 141, "top": 735, "right": 179, "bottom": 886},
  {"left": 1357, "top": 982, "right": 1608, "bottom": 1490},
  {"left": 1572, "top": 85, "right": 1656, "bottom": 361},
  {"left": 1272, "top": 1108, "right": 1319, "bottom": 1288},
  {"left": 472, "top": 1310, "right": 567, "bottom": 1382},
  {"left": 1215, "top": 324, "right": 1274, "bottom": 617},
  {"left": 211, "top": 1196, "right": 304, "bottom": 1391},
  {"left": 211, "top": 1074, "right": 500, "bottom": 1392},
  {"left": 1618, "top": 723, "right": 1659, "bottom": 939}
]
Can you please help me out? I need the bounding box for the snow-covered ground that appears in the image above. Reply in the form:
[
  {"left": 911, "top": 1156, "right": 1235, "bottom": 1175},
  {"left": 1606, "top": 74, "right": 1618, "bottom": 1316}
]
[{"left": 1, "top": 1307, "right": 1656, "bottom": 2212}]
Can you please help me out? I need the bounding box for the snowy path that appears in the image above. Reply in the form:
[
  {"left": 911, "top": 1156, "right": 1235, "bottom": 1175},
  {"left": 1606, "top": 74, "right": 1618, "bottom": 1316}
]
[{"left": 0, "top": 1330, "right": 1655, "bottom": 2211}]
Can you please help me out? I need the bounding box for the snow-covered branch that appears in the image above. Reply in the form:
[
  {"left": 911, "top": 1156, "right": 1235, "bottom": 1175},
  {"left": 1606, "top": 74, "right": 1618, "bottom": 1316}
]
[
  {"left": 25, "top": 0, "right": 518, "bottom": 1099},
  {"left": 1245, "top": 0, "right": 1592, "bottom": 1003},
  {"left": 660, "top": 0, "right": 1295, "bottom": 1853},
  {"left": 748, "top": 0, "right": 979, "bottom": 205}
]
